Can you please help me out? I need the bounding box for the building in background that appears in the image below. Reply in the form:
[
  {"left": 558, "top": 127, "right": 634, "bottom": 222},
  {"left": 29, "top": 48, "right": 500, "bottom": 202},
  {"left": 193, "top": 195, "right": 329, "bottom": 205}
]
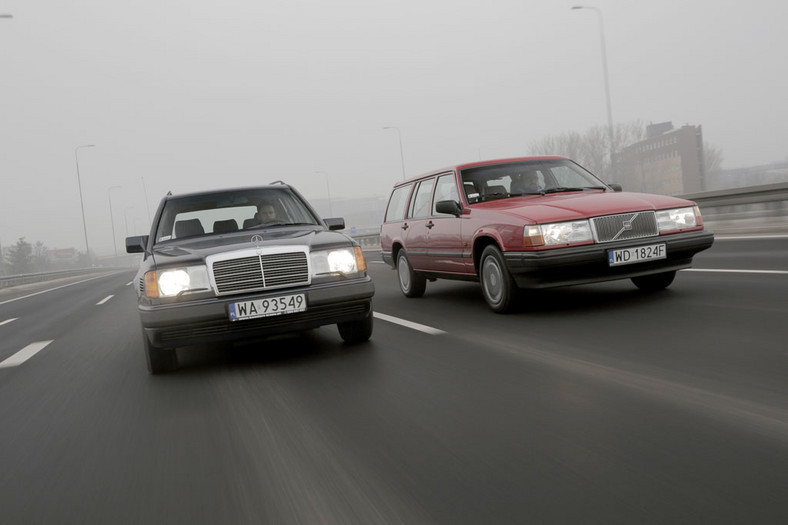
[{"left": 617, "top": 122, "right": 704, "bottom": 195}]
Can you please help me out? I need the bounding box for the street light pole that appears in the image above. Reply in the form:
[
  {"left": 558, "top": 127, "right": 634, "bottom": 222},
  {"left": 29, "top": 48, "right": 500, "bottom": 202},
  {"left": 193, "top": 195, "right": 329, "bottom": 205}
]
[
  {"left": 383, "top": 126, "right": 406, "bottom": 180},
  {"left": 124, "top": 207, "right": 134, "bottom": 236},
  {"left": 140, "top": 176, "right": 152, "bottom": 224},
  {"left": 0, "top": 3, "right": 11, "bottom": 274},
  {"left": 571, "top": 5, "right": 615, "bottom": 175},
  {"left": 108, "top": 186, "right": 121, "bottom": 257},
  {"left": 74, "top": 144, "right": 95, "bottom": 260},
  {"left": 315, "top": 171, "right": 333, "bottom": 216}
]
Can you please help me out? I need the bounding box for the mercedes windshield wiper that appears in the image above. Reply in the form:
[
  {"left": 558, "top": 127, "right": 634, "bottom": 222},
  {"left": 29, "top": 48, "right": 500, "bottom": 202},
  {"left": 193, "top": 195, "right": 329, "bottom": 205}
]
[{"left": 246, "top": 222, "right": 316, "bottom": 230}]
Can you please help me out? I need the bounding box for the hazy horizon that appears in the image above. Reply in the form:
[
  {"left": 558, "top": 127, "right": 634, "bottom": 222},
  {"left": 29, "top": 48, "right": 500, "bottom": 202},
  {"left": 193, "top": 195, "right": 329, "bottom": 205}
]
[{"left": 1, "top": 0, "right": 786, "bottom": 256}]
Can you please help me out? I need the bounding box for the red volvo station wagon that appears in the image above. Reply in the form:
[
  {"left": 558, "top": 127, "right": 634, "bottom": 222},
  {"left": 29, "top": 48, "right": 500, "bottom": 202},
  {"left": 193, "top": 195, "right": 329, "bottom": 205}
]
[{"left": 379, "top": 157, "right": 714, "bottom": 313}]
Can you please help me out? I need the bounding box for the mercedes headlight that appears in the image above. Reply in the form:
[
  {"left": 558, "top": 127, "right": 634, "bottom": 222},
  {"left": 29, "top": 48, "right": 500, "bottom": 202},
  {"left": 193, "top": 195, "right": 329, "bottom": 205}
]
[
  {"left": 310, "top": 247, "right": 366, "bottom": 277},
  {"left": 145, "top": 266, "right": 210, "bottom": 298}
]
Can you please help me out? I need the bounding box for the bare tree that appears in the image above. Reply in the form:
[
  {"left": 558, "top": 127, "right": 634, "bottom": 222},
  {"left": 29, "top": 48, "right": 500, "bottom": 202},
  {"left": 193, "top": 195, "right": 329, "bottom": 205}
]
[
  {"left": 529, "top": 120, "right": 647, "bottom": 178},
  {"left": 613, "top": 120, "right": 648, "bottom": 153},
  {"left": 33, "top": 241, "right": 50, "bottom": 272},
  {"left": 703, "top": 143, "right": 724, "bottom": 177}
]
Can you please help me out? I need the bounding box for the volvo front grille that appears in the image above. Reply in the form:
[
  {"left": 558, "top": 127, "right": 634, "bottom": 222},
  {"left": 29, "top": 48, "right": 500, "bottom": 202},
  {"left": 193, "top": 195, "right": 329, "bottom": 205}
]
[{"left": 591, "top": 211, "right": 659, "bottom": 243}]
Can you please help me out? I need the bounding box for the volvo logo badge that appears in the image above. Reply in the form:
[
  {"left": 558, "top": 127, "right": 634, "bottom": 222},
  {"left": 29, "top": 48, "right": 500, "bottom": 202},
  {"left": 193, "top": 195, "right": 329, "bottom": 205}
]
[
  {"left": 622, "top": 219, "right": 633, "bottom": 231},
  {"left": 251, "top": 234, "right": 264, "bottom": 249}
]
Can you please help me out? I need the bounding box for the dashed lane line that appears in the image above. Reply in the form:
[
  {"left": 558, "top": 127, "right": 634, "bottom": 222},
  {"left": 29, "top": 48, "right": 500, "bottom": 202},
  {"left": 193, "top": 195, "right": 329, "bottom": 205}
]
[
  {"left": 96, "top": 295, "right": 114, "bottom": 305},
  {"left": 0, "top": 341, "right": 54, "bottom": 369},
  {"left": 0, "top": 318, "right": 18, "bottom": 326},
  {"left": 373, "top": 312, "right": 446, "bottom": 335},
  {"left": 0, "top": 274, "right": 115, "bottom": 306}
]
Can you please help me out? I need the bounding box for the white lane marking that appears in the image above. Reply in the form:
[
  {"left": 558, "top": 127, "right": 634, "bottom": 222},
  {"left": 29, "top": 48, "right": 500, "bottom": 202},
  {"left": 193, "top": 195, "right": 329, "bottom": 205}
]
[
  {"left": 369, "top": 261, "right": 387, "bottom": 264},
  {"left": 683, "top": 269, "right": 788, "bottom": 275},
  {"left": 96, "top": 295, "right": 114, "bottom": 305},
  {"left": 0, "top": 274, "right": 120, "bottom": 306},
  {"left": 126, "top": 281, "right": 133, "bottom": 286},
  {"left": 373, "top": 312, "right": 446, "bottom": 335},
  {"left": 715, "top": 234, "right": 788, "bottom": 240},
  {"left": 0, "top": 341, "right": 54, "bottom": 369},
  {"left": 0, "top": 318, "right": 19, "bottom": 326}
]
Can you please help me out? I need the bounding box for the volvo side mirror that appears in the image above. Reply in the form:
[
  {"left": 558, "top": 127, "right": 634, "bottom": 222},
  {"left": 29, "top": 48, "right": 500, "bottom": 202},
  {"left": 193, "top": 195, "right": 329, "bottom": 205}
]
[{"left": 435, "top": 200, "right": 462, "bottom": 217}]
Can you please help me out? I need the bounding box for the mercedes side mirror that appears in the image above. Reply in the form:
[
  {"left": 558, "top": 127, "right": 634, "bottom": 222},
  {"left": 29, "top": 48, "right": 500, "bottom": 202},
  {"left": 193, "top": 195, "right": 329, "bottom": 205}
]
[
  {"left": 324, "top": 218, "right": 345, "bottom": 231},
  {"left": 126, "top": 235, "right": 148, "bottom": 254}
]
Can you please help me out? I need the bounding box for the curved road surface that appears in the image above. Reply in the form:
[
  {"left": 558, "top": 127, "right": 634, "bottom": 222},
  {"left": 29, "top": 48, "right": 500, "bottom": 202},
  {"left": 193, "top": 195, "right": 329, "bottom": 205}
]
[{"left": 1, "top": 235, "right": 786, "bottom": 524}]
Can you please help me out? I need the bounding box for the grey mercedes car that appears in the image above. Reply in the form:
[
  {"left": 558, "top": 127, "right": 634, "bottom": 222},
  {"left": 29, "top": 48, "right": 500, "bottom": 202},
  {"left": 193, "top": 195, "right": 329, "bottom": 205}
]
[{"left": 126, "top": 182, "right": 374, "bottom": 374}]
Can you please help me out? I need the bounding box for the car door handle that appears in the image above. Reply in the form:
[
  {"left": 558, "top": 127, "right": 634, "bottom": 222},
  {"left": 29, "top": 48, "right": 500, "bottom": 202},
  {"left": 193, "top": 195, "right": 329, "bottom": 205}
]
[
  {"left": 426, "top": 221, "right": 435, "bottom": 229},
  {"left": 401, "top": 223, "right": 409, "bottom": 230}
]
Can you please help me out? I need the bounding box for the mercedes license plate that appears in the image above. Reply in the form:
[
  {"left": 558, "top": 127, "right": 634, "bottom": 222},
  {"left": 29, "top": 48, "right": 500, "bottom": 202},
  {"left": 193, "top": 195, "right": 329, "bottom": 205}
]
[
  {"left": 608, "top": 243, "right": 666, "bottom": 266},
  {"left": 229, "top": 293, "right": 306, "bottom": 321}
]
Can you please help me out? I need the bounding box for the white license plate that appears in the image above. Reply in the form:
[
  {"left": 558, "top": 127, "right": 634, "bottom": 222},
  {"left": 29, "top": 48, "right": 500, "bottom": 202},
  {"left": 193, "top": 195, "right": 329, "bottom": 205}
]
[
  {"left": 608, "top": 243, "right": 666, "bottom": 266},
  {"left": 229, "top": 293, "right": 306, "bottom": 321}
]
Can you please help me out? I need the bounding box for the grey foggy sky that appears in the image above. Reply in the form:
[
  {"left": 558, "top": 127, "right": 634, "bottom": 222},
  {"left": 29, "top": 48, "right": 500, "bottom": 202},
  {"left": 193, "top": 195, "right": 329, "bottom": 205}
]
[{"left": 1, "top": 0, "right": 786, "bottom": 256}]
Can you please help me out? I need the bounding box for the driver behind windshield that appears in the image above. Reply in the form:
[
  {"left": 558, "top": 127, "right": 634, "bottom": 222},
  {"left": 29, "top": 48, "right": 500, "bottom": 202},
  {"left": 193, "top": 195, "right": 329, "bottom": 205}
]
[
  {"left": 511, "top": 170, "right": 541, "bottom": 194},
  {"left": 255, "top": 200, "right": 278, "bottom": 224}
]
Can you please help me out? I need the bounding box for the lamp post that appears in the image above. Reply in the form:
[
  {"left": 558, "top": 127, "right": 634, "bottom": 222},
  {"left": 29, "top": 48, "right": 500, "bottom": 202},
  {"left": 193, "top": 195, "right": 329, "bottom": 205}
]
[
  {"left": 315, "top": 171, "right": 333, "bottom": 216},
  {"left": 108, "top": 186, "right": 121, "bottom": 257},
  {"left": 571, "top": 5, "right": 615, "bottom": 175},
  {"left": 383, "top": 126, "right": 406, "bottom": 180},
  {"left": 140, "top": 176, "right": 151, "bottom": 224},
  {"left": 74, "top": 144, "right": 95, "bottom": 259},
  {"left": 124, "top": 207, "right": 134, "bottom": 236}
]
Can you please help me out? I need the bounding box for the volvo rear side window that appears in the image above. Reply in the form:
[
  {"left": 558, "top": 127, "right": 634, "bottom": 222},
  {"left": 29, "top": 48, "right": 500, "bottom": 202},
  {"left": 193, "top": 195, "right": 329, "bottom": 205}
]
[
  {"left": 408, "top": 179, "right": 435, "bottom": 219},
  {"left": 385, "top": 185, "right": 411, "bottom": 222}
]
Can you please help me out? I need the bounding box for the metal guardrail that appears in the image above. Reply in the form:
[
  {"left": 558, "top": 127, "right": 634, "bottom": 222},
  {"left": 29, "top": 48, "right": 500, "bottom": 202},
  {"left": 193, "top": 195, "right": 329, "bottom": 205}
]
[
  {"left": 681, "top": 182, "right": 788, "bottom": 235},
  {"left": 354, "top": 233, "right": 382, "bottom": 250},
  {"left": 0, "top": 268, "right": 116, "bottom": 290},
  {"left": 681, "top": 182, "right": 788, "bottom": 208}
]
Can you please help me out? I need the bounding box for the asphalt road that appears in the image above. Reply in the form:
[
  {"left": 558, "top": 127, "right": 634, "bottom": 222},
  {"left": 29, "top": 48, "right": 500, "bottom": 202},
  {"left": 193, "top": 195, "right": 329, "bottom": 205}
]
[{"left": 1, "top": 235, "right": 786, "bottom": 524}]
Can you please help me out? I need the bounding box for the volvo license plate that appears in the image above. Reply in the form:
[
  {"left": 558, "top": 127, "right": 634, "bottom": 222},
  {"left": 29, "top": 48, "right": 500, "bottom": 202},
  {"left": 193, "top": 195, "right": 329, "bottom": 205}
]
[
  {"left": 229, "top": 294, "right": 306, "bottom": 321},
  {"left": 608, "top": 243, "right": 666, "bottom": 266}
]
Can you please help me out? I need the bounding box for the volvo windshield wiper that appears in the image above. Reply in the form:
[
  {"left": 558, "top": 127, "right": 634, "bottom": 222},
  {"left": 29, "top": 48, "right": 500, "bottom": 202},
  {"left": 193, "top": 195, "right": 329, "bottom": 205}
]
[{"left": 543, "top": 186, "right": 605, "bottom": 194}]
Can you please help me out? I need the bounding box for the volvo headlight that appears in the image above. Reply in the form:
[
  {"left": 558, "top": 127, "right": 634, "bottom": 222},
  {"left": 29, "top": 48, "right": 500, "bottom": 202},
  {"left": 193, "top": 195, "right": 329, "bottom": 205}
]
[
  {"left": 656, "top": 206, "right": 701, "bottom": 232},
  {"left": 311, "top": 247, "right": 366, "bottom": 276},
  {"left": 145, "top": 266, "right": 210, "bottom": 298},
  {"left": 524, "top": 220, "right": 593, "bottom": 247}
]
